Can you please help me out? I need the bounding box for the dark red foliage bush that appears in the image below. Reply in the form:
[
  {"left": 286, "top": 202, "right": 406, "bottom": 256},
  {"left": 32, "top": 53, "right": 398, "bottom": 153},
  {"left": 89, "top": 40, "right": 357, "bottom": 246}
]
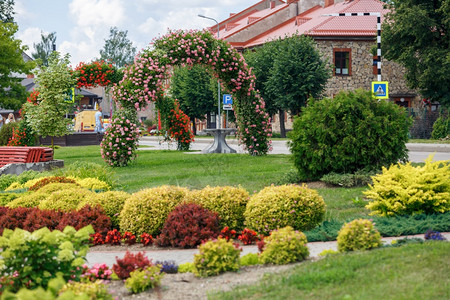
[
  {"left": 219, "top": 226, "right": 237, "bottom": 241},
  {"left": 122, "top": 232, "right": 136, "bottom": 245},
  {"left": 112, "top": 251, "right": 152, "bottom": 279},
  {"left": 155, "top": 203, "right": 220, "bottom": 248},
  {"left": 257, "top": 239, "right": 265, "bottom": 253},
  {"left": 28, "top": 176, "right": 78, "bottom": 191},
  {"left": 0, "top": 207, "right": 32, "bottom": 235},
  {"left": 105, "top": 229, "right": 122, "bottom": 245},
  {"left": 90, "top": 233, "right": 105, "bottom": 245},
  {"left": 57, "top": 205, "right": 111, "bottom": 235},
  {"left": 140, "top": 233, "right": 153, "bottom": 246},
  {"left": 22, "top": 209, "right": 64, "bottom": 232},
  {"left": 238, "top": 228, "right": 259, "bottom": 245}
]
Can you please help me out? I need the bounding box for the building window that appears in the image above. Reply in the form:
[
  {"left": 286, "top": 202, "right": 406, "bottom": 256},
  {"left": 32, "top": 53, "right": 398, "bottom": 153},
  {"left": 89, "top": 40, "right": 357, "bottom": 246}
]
[{"left": 334, "top": 49, "right": 351, "bottom": 76}]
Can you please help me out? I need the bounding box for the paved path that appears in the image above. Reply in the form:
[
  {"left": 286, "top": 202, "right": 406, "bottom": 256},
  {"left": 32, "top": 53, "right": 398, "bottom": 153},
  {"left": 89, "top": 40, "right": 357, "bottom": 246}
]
[
  {"left": 86, "top": 232, "right": 450, "bottom": 267},
  {"left": 139, "top": 136, "right": 450, "bottom": 162}
]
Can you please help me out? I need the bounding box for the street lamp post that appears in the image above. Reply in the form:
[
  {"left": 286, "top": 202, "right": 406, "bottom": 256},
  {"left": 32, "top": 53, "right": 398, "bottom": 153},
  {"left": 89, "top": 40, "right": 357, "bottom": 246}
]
[{"left": 198, "top": 14, "right": 221, "bottom": 129}]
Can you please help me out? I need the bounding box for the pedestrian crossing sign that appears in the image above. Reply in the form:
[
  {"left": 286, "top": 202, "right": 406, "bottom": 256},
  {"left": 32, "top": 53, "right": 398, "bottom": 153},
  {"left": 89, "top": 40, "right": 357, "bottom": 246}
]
[{"left": 372, "top": 81, "right": 389, "bottom": 99}]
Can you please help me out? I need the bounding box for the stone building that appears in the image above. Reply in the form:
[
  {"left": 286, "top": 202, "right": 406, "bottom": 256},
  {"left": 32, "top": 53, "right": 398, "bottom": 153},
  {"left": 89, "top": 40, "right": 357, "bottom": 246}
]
[{"left": 211, "top": 0, "right": 437, "bottom": 136}]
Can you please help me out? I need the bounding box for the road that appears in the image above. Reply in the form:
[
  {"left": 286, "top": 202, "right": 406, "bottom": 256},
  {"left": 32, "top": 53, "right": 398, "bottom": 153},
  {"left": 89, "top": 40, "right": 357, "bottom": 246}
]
[{"left": 139, "top": 136, "right": 450, "bottom": 163}]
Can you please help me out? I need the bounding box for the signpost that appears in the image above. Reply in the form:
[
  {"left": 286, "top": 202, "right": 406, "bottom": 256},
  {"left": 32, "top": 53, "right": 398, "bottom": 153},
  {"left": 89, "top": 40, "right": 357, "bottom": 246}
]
[
  {"left": 371, "top": 81, "right": 389, "bottom": 99},
  {"left": 223, "top": 94, "right": 233, "bottom": 128}
]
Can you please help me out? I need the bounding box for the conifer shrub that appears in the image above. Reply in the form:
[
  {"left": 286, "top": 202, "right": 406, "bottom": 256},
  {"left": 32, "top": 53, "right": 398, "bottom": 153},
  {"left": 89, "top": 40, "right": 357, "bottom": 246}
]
[
  {"left": 364, "top": 156, "right": 450, "bottom": 216},
  {"left": 119, "top": 185, "right": 188, "bottom": 236},
  {"left": 28, "top": 176, "right": 77, "bottom": 191},
  {"left": 431, "top": 112, "right": 450, "bottom": 139},
  {"left": 184, "top": 186, "right": 250, "bottom": 230},
  {"left": 193, "top": 238, "right": 241, "bottom": 277},
  {"left": 156, "top": 203, "right": 220, "bottom": 248},
  {"left": 337, "top": 219, "right": 382, "bottom": 252},
  {"left": 112, "top": 251, "right": 152, "bottom": 280},
  {"left": 259, "top": 226, "right": 309, "bottom": 265},
  {"left": 78, "top": 191, "right": 130, "bottom": 229},
  {"left": 38, "top": 188, "right": 95, "bottom": 212},
  {"left": 289, "top": 89, "right": 411, "bottom": 180},
  {"left": 244, "top": 184, "right": 326, "bottom": 235}
]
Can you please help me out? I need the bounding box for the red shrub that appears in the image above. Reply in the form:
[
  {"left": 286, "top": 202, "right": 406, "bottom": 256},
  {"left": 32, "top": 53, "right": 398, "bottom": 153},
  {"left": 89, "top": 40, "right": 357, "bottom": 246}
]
[
  {"left": 112, "top": 251, "right": 152, "bottom": 279},
  {"left": 57, "top": 205, "right": 111, "bottom": 235},
  {"left": 122, "top": 232, "right": 136, "bottom": 245},
  {"left": 155, "top": 203, "right": 220, "bottom": 248},
  {"left": 140, "top": 233, "right": 153, "bottom": 246},
  {"left": 22, "top": 209, "right": 64, "bottom": 232},
  {"left": 0, "top": 207, "right": 32, "bottom": 235},
  {"left": 105, "top": 229, "right": 122, "bottom": 245},
  {"left": 219, "top": 226, "right": 237, "bottom": 241},
  {"left": 238, "top": 228, "right": 259, "bottom": 245},
  {"left": 29, "top": 176, "right": 78, "bottom": 191},
  {"left": 257, "top": 239, "right": 265, "bottom": 253},
  {"left": 90, "top": 233, "right": 105, "bottom": 245}
]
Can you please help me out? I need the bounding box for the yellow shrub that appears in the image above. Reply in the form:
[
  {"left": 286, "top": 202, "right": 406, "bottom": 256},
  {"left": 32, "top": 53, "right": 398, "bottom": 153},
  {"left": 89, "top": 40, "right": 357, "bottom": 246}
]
[
  {"left": 6, "top": 192, "right": 48, "bottom": 208},
  {"left": 38, "top": 188, "right": 95, "bottom": 212},
  {"left": 364, "top": 156, "right": 449, "bottom": 216},
  {"left": 119, "top": 186, "right": 188, "bottom": 236},
  {"left": 78, "top": 191, "right": 130, "bottom": 228},
  {"left": 337, "top": 219, "right": 382, "bottom": 252},
  {"left": 184, "top": 186, "right": 249, "bottom": 230},
  {"left": 244, "top": 185, "right": 326, "bottom": 235},
  {"left": 5, "top": 182, "right": 23, "bottom": 191},
  {"left": 76, "top": 178, "right": 110, "bottom": 191},
  {"left": 23, "top": 178, "right": 43, "bottom": 189},
  {"left": 37, "top": 183, "right": 81, "bottom": 194}
]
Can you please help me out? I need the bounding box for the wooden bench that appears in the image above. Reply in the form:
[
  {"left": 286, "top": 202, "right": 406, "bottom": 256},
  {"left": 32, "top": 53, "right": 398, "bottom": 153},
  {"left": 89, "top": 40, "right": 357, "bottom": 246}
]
[{"left": 0, "top": 147, "right": 54, "bottom": 168}]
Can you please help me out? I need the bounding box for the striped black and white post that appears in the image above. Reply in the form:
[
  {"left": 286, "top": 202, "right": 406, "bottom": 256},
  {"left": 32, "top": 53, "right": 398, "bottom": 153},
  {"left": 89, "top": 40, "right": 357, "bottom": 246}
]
[{"left": 323, "top": 12, "right": 382, "bottom": 81}]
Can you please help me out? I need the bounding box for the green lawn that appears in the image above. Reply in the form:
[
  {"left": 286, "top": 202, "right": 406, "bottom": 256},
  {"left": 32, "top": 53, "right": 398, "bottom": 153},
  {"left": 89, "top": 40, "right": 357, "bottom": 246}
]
[{"left": 210, "top": 242, "right": 450, "bottom": 300}]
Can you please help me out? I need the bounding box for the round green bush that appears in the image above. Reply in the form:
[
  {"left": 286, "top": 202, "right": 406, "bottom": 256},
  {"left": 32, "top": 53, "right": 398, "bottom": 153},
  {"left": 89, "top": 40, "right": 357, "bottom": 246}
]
[
  {"left": 337, "top": 219, "right": 382, "bottom": 252},
  {"left": 119, "top": 185, "right": 189, "bottom": 236},
  {"left": 78, "top": 191, "right": 130, "bottom": 228},
  {"left": 6, "top": 192, "right": 48, "bottom": 208},
  {"left": 38, "top": 188, "right": 95, "bottom": 212},
  {"left": 259, "top": 226, "right": 309, "bottom": 265},
  {"left": 185, "top": 186, "right": 249, "bottom": 230},
  {"left": 431, "top": 113, "right": 450, "bottom": 139},
  {"left": 289, "top": 89, "right": 411, "bottom": 180},
  {"left": 193, "top": 238, "right": 241, "bottom": 277},
  {"left": 244, "top": 184, "right": 326, "bottom": 235}
]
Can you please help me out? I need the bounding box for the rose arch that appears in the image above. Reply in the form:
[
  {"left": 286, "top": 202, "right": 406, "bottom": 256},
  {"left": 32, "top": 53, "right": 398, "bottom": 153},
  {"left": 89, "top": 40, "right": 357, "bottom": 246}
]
[{"left": 105, "top": 30, "right": 272, "bottom": 166}]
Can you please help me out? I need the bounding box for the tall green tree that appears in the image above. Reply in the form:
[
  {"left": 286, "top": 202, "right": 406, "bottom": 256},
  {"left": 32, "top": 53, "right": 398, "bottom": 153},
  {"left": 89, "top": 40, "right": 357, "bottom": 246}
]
[
  {"left": 382, "top": 0, "right": 449, "bottom": 107},
  {"left": 0, "top": 22, "right": 35, "bottom": 110},
  {"left": 170, "top": 65, "right": 217, "bottom": 135},
  {"left": 25, "top": 52, "right": 75, "bottom": 147},
  {"left": 32, "top": 32, "right": 57, "bottom": 67},
  {"left": 0, "top": 0, "right": 14, "bottom": 22},
  {"left": 100, "top": 27, "right": 136, "bottom": 68},
  {"left": 245, "top": 35, "right": 330, "bottom": 137}
]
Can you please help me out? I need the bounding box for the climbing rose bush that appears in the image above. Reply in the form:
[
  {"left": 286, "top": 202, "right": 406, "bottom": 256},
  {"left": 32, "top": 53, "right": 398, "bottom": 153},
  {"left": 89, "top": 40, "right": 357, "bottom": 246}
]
[
  {"left": 101, "top": 109, "right": 139, "bottom": 167},
  {"left": 113, "top": 29, "right": 271, "bottom": 155}
]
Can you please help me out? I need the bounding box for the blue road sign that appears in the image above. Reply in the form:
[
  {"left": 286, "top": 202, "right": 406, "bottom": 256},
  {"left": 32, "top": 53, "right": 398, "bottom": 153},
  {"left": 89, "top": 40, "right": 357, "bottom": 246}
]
[
  {"left": 371, "top": 81, "right": 389, "bottom": 99},
  {"left": 223, "top": 94, "right": 233, "bottom": 105}
]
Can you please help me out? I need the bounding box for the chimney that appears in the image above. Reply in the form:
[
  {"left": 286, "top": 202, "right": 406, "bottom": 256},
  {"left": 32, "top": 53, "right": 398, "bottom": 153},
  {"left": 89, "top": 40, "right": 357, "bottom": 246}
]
[
  {"left": 270, "top": 1, "right": 276, "bottom": 9},
  {"left": 288, "top": 0, "right": 299, "bottom": 18},
  {"left": 325, "top": 0, "right": 335, "bottom": 7}
]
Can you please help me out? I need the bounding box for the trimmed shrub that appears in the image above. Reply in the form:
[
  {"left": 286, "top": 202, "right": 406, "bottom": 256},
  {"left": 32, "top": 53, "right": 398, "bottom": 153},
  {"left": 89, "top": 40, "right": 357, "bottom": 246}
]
[
  {"left": 193, "top": 238, "right": 241, "bottom": 277},
  {"left": 22, "top": 209, "right": 64, "bottom": 232},
  {"left": 289, "top": 89, "right": 411, "bottom": 180},
  {"left": 0, "top": 193, "right": 19, "bottom": 206},
  {"left": 156, "top": 203, "right": 220, "bottom": 248},
  {"left": 78, "top": 191, "right": 130, "bottom": 229},
  {"left": 113, "top": 251, "right": 152, "bottom": 280},
  {"left": 76, "top": 177, "right": 110, "bottom": 191},
  {"left": 185, "top": 186, "right": 249, "bottom": 230},
  {"left": 59, "top": 281, "right": 113, "bottom": 300},
  {"left": 38, "top": 188, "right": 95, "bottom": 212},
  {"left": 244, "top": 184, "right": 326, "bottom": 235},
  {"left": 36, "top": 182, "right": 81, "bottom": 194},
  {"left": 28, "top": 176, "right": 77, "bottom": 191},
  {"left": 6, "top": 192, "right": 48, "bottom": 208},
  {"left": 337, "top": 219, "right": 382, "bottom": 252},
  {"left": 57, "top": 205, "right": 112, "bottom": 235},
  {"left": 239, "top": 253, "right": 260, "bottom": 266},
  {"left": 125, "top": 265, "right": 163, "bottom": 294},
  {"left": 259, "top": 226, "right": 309, "bottom": 265},
  {"left": 431, "top": 113, "right": 450, "bottom": 139},
  {"left": 119, "top": 185, "right": 188, "bottom": 236},
  {"left": 364, "top": 156, "right": 450, "bottom": 216}
]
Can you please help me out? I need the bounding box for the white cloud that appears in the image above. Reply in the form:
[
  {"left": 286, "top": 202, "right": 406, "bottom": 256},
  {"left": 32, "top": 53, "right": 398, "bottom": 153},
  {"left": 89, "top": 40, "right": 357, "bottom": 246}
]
[
  {"left": 69, "top": 0, "right": 125, "bottom": 28},
  {"left": 16, "top": 27, "right": 46, "bottom": 56}
]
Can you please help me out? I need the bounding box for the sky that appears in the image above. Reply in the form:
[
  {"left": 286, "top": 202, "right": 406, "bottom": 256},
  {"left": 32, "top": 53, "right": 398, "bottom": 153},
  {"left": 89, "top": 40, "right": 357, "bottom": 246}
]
[{"left": 14, "top": 0, "right": 258, "bottom": 66}]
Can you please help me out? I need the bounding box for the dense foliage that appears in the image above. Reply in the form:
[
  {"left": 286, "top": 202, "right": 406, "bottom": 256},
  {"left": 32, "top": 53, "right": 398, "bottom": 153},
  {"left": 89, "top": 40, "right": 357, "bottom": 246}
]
[
  {"left": 112, "top": 251, "right": 151, "bottom": 280},
  {"left": 337, "top": 219, "right": 382, "bottom": 252},
  {"left": 431, "top": 112, "right": 450, "bottom": 139},
  {"left": 289, "top": 89, "right": 411, "bottom": 180},
  {"left": 99, "top": 26, "right": 137, "bottom": 68}
]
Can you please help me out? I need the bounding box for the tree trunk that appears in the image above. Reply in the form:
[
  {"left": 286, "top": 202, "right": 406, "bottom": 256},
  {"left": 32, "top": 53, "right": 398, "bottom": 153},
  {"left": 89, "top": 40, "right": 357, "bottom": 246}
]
[
  {"left": 206, "top": 112, "right": 211, "bottom": 129},
  {"left": 191, "top": 116, "right": 197, "bottom": 136},
  {"left": 51, "top": 136, "right": 54, "bottom": 149},
  {"left": 279, "top": 109, "right": 286, "bottom": 138}
]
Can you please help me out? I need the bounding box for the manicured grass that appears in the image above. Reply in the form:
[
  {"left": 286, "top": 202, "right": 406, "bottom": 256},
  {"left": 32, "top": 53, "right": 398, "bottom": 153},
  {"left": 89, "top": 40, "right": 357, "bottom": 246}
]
[{"left": 210, "top": 242, "right": 450, "bottom": 300}]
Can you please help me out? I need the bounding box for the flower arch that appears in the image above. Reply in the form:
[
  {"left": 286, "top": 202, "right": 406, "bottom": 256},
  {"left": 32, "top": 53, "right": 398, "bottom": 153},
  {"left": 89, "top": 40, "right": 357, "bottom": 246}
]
[{"left": 113, "top": 30, "right": 272, "bottom": 157}]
